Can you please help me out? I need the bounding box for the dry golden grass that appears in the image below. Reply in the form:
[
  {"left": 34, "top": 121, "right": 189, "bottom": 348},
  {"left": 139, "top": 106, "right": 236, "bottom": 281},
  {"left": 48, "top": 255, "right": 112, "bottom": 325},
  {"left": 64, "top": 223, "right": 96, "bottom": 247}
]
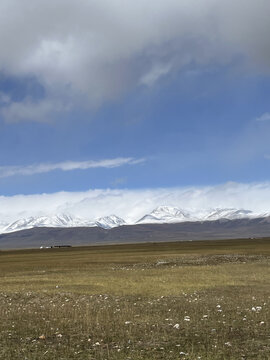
[{"left": 0, "top": 238, "right": 269, "bottom": 359}]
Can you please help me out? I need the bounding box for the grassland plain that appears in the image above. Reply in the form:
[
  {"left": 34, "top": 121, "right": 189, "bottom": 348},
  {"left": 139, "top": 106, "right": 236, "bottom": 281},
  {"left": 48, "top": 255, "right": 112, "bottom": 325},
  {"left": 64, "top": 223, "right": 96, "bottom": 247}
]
[{"left": 0, "top": 238, "right": 269, "bottom": 360}]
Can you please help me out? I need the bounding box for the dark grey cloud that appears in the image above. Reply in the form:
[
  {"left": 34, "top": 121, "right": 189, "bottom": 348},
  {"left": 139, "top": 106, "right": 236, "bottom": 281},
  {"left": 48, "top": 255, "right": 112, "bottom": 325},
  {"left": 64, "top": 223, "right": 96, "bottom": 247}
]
[{"left": 0, "top": 0, "right": 269, "bottom": 121}]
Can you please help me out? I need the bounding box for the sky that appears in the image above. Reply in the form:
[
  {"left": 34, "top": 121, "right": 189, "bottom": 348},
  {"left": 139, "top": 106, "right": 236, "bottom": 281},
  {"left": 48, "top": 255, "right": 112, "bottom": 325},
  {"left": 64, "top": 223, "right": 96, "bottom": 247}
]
[{"left": 1, "top": 0, "right": 270, "bottom": 221}]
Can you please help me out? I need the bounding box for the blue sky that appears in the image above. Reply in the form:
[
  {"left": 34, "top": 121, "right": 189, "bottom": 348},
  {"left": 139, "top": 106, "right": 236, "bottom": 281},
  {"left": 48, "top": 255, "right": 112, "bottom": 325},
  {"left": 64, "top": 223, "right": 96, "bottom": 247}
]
[
  {"left": 1, "top": 63, "right": 270, "bottom": 195},
  {"left": 0, "top": 0, "right": 270, "bottom": 217}
]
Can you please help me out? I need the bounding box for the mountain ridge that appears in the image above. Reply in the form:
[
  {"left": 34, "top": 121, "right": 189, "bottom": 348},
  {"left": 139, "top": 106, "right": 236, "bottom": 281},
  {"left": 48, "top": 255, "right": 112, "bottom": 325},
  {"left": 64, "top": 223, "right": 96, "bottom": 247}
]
[
  {"left": 0, "top": 205, "right": 268, "bottom": 235},
  {"left": 1, "top": 216, "right": 270, "bottom": 249}
]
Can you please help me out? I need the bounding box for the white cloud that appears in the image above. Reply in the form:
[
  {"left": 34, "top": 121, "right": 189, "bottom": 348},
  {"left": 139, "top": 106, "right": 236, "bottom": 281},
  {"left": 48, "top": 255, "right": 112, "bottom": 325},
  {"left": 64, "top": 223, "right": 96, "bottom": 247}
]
[
  {"left": 140, "top": 62, "right": 172, "bottom": 87},
  {"left": 1, "top": 182, "right": 270, "bottom": 223},
  {"left": 0, "top": 0, "right": 270, "bottom": 121},
  {"left": 0, "top": 98, "right": 68, "bottom": 122},
  {"left": 0, "top": 157, "right": 144, "bottom": 178},
  {"left": 256, "top": 112, "right": 270, "bottom": 122}
]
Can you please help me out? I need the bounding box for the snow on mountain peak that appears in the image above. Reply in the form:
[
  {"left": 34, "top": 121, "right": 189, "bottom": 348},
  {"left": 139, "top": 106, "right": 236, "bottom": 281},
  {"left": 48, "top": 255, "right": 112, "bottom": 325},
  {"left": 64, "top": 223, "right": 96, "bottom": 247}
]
[
  {"left": 0, "top": 206, "right": 266, "bottom": 234},
  {"left": 3, "top": 214, "right": 97, "bottom": 233},
  {"left": 204, "top": 208, "right": 254, "bottom": 221},
  {"left": 153, "top": 206, "right": 186, "bottom": 216},
  {"left": 95, "top": 215, "right": 126, "bottom": 229},
  {"left": 137, "top": 205, "right": 191, "bottom": 224}
]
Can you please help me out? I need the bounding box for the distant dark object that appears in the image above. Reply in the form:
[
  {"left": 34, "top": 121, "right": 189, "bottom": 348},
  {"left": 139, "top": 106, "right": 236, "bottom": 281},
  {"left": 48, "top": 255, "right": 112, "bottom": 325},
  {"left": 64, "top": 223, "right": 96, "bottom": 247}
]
[
  {"left": 39, "top": 245, "right": 72, "bottom": 249},
  {"left": 52, "top": 245, "right": 72, "bottom": 248}
]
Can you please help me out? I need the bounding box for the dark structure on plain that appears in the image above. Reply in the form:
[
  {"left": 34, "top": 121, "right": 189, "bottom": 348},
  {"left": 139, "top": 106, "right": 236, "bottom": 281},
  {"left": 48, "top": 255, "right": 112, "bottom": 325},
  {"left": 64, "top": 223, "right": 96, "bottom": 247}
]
[{"left": 52, "top": 245, "right": 72, "bottom": 248}]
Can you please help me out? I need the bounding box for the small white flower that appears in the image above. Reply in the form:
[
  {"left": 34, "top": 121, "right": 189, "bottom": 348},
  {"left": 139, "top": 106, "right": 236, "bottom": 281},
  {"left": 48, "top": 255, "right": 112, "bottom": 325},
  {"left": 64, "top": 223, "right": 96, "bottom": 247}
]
[
  {"left": 173, "top": 323, "right": 180, "bottom": 329},
  {"left": 252, "top": 306, "right": 262, "bottom": 312}
]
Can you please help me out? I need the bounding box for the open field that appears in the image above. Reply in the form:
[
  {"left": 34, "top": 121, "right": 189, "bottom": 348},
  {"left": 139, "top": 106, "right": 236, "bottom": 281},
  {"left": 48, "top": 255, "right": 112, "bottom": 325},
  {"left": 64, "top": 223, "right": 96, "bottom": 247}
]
[{"left": 0, "top": 238, "right": 269, "bottom": 359}]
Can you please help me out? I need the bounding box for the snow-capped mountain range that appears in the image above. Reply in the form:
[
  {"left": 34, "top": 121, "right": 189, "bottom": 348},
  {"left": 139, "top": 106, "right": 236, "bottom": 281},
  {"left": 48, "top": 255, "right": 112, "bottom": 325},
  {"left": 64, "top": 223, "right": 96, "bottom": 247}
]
[
  {"left": 136, "top": 206, "right": 261, "bottom": 224},
  {"left": 1, "top": 214, "right": 126, "bottom": 234},
  {"left": 0, "top": 206, "right": 268, "bottom": 234}
]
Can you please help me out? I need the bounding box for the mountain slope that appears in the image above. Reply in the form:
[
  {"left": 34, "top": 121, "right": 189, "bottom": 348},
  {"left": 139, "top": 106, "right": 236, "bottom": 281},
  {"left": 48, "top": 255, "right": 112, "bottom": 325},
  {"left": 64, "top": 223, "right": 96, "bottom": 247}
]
[
  {"left": 2, "top": 214, "right": 126, "bottom": 233},
  {"left": 204, "top": 208, "right": 254, "bottom": 221},
  {"left": 3, "top": 214, "right": 96, "bottom": 233},
  {"left": 1, "top": 217, "right": 270, "bottom": 249},
  {"left": 0, "top": 206, "right": 266, "bottom": 235},
  {"left": 95, "top": 215, "right": 126, "bottom": 229},
  {"left": 137, "top": 206, "right": 192, "bottom": 224}
]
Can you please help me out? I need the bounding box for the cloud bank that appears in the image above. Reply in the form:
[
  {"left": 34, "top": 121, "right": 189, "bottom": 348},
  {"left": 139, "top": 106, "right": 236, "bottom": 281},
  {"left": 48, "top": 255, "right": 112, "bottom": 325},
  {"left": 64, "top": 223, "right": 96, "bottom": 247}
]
[
  {"left": 0, "top": 157, "right": 144, "bottom": 178},
  {"left": 0, "top": 0, "right": 270, "bottom": 121},
  {"left": 1, "top": 182, "right": 270, "bottom": 223}
]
